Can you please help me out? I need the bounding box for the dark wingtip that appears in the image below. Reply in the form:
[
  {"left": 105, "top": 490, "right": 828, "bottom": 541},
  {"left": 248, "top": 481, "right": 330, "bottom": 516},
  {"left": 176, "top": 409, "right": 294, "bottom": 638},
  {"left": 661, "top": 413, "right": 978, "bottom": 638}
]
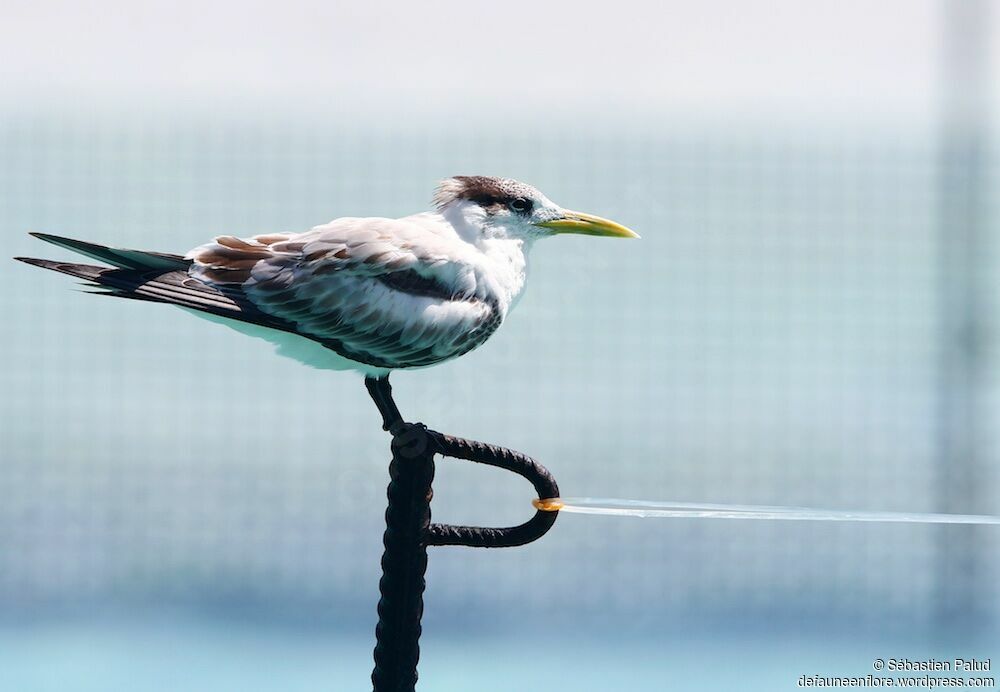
[
  {"left": 28, "top": 231, "right": 71, "bottom": 244},
  {"left": 14, "top": 256, "right": 49, "bottom": 267}
]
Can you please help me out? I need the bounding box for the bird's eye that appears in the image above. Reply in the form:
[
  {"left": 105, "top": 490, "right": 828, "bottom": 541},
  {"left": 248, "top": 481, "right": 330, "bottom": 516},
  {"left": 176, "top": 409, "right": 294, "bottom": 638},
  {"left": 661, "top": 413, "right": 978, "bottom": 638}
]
[{"left": 509, "top": 198, "right": 532, "bottom": 213}]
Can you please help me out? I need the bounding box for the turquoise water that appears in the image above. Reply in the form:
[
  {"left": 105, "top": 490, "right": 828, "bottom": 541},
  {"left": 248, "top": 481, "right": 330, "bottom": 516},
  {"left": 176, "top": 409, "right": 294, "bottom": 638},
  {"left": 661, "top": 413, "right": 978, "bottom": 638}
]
[
  {"left": 2, "top": 617, "right": 995, "bottom": 692},
  {"left": 1, "top": 114, "right": 997, "bottom": 688}
]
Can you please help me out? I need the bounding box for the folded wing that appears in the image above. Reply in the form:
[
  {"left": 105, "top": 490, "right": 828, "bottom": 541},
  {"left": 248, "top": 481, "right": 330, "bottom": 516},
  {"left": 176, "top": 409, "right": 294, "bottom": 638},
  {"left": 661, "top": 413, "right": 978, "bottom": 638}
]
[{"left": 188, "top": 217, "right": 502, "bottom": 369}]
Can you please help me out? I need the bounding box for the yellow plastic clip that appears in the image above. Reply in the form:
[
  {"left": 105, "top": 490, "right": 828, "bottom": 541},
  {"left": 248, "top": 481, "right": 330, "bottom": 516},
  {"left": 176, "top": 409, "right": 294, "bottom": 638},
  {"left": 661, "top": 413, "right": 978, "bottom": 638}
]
[{"left": 532, "top": 497, "right": 565, "bottom": 512}]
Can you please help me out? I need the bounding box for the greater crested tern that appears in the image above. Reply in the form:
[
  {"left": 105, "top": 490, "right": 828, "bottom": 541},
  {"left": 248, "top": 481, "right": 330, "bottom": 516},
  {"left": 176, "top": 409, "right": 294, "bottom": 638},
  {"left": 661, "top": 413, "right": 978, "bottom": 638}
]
[{"left": 17, "top": 176, "right": 637, "bottom": 382}]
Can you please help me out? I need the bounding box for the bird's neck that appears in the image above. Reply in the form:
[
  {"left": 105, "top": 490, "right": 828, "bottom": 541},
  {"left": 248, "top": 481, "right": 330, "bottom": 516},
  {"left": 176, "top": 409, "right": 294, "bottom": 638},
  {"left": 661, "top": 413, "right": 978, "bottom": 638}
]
[
  {"left": 477, "top": 237, "right": 530, "bottom": 314},
  {"left": 438, "top": 206, "right": 531, "bottom": 314}
]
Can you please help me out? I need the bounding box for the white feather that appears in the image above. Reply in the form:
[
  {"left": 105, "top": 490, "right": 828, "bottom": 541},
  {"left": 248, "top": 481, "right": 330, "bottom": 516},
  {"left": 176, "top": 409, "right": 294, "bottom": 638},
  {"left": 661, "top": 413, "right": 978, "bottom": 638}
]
[{"left": 185, "top": 192, "right": 542, "bottom": 373}]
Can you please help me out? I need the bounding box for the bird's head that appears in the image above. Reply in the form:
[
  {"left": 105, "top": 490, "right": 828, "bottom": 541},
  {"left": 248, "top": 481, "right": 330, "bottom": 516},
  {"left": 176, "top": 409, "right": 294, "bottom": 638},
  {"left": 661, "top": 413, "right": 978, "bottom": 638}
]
[{"left": 434, "top": 176, "right": 639, "bottom": 243}]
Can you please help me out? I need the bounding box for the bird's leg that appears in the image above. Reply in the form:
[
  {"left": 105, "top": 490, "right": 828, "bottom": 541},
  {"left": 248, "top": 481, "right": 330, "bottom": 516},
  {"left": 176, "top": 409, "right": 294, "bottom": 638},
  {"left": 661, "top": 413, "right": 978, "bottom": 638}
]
[{"left": 365, "top": 375, "right": 406, "bottom": 436}]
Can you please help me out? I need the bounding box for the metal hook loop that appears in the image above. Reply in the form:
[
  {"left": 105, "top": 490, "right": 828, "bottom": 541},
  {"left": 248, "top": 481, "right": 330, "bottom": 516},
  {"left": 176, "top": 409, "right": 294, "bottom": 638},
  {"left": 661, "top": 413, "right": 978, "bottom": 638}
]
[{"left": 421, "top": 430, "right": 560, "bottom": 548}]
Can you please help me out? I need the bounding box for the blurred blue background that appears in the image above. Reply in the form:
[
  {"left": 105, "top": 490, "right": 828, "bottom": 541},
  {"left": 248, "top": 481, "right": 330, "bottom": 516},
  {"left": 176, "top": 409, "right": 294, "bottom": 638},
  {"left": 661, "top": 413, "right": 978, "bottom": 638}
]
[{"left": 1, "top": 1, "right": 998, "bottom": 689}]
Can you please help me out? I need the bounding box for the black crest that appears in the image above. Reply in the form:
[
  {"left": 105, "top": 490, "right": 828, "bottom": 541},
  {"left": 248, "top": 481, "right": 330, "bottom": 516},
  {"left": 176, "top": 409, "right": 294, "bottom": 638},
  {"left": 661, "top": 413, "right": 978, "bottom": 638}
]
[{"left": 434, "top": 176, "right": 536, "bottom": 214}]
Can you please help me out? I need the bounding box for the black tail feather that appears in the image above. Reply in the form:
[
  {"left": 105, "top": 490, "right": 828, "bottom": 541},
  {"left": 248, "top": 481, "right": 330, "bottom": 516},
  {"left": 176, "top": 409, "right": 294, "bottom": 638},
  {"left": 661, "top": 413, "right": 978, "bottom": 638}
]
[
  {"left": 14, "top": 233, "right": 339, "bottom": 352},
  {"left": 26, "top": 232, "right": 190, "bottom": 271},
  {"left": 14, "top": 256, "right": 107, "bottom": 280},
  {"left": 15, "top": 254, "right": 302, "bottom": 336}
]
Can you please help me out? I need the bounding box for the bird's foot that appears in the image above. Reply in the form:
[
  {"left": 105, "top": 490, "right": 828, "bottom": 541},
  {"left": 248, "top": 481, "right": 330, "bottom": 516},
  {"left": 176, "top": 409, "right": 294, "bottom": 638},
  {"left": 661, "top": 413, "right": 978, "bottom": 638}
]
[{"left": 364, "top": 375, "right": 406, "bottom": 436}]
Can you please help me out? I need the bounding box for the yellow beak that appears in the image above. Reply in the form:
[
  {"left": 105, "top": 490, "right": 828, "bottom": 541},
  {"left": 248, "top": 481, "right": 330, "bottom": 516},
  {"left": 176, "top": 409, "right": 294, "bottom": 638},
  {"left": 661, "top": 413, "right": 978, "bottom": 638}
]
[{"left": 534, "top": 210, "right": 640, "bottom": 238}]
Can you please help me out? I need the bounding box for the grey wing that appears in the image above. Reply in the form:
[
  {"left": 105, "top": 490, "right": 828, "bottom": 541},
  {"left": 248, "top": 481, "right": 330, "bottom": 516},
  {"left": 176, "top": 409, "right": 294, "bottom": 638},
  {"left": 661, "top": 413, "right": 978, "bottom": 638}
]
[{"left": 187, "top": 219, "right": 502, "bottom": 369}]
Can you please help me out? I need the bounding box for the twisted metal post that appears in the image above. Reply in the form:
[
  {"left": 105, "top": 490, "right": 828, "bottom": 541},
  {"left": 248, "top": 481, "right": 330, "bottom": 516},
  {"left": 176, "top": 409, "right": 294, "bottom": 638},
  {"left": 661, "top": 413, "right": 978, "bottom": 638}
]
[
  {"left": 365, "top": 376, "right": 559, "bottom": 692},
  {"left": 371, "top": 421, "right": 434, "bottom": 692}
]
